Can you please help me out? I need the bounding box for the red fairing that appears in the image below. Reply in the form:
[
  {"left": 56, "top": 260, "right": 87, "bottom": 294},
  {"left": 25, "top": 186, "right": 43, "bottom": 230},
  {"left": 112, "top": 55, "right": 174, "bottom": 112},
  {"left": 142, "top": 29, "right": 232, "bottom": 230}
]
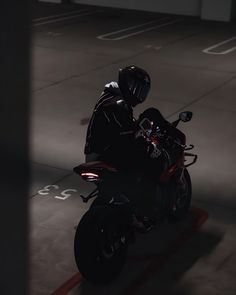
[
  {"left": 159, "top": 157, "right": 184, "bottom": 183},
  {"left": 159, "top": 165, "right": 177, "bottom": 183},
  {"left": 151, "top": 135, "right": 159, "bottom": 145}
]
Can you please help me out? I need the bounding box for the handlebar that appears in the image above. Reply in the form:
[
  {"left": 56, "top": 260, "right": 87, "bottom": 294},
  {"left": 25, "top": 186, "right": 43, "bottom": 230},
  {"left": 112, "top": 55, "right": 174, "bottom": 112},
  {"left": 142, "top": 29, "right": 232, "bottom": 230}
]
[{"left": 139, "top": 119, "right": 194, "bottom": 152}]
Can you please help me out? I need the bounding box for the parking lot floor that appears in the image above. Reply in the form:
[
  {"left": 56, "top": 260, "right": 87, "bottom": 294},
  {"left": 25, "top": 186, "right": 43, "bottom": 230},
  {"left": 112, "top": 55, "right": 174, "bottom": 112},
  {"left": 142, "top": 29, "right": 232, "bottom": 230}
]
[{"left": 30, "top": 2, "right": 236, "bottom": 294}]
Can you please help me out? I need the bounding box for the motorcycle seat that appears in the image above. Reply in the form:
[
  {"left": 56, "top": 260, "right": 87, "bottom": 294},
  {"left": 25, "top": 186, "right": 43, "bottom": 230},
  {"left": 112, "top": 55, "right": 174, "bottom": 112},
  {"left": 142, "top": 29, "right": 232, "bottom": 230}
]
[{"left": 73, "top": 161, "right": 117, "bottom": 175}]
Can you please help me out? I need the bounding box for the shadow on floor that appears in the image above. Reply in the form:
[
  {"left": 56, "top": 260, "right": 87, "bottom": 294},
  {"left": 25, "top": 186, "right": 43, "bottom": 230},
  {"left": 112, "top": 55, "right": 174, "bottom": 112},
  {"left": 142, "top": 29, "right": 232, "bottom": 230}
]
[{"left": 74, "top": 210, "right": 222, "bottom": 295}]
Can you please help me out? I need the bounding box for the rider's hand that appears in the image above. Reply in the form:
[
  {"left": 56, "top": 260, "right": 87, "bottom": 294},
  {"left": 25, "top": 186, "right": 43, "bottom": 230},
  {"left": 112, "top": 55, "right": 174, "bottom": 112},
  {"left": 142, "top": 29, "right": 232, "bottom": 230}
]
[{"left": 135, "top": 129, "right": 145, "bottom": 139}]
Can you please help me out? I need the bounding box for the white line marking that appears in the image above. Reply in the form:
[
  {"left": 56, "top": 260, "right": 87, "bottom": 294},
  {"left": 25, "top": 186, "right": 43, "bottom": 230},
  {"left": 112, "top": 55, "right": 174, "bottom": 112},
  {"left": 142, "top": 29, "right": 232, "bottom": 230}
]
[
  {"left": 97, "top": 18, "right": 169, "bottom": 40},
  {"left": 203, "top": 36, "right": 236, "bottom": 55},
  {"left": 145, "top": 45, "right": 162, "bottom": 50},
  {"left": 97, "top": 18, "right": 182, "bottom": 40},
  {"left": 33, "top": 10, "right": 102, "bottom": 27},
  {"left": 33, "top": 8, "right": 91, "bottom": 22},
  {"left": 46, "top": 32, "right": 62, "bottom": 37},
  {"left": 98, "top": 18, "right": 168, "bottom": 39}
]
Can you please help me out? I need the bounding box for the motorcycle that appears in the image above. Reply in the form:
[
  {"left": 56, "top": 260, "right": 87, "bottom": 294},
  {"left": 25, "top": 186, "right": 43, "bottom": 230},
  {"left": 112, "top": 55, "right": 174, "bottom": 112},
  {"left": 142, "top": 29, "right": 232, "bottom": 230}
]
[{"left": 73, "top": 111, "right": 197, "bottom": 284}]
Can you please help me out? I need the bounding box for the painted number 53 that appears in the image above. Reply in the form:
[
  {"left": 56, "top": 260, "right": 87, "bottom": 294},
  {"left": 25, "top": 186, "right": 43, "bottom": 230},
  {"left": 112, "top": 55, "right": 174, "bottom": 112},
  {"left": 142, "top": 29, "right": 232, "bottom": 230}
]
[{"left": 38, "top": 185, "right": 78, "bottom": 201}]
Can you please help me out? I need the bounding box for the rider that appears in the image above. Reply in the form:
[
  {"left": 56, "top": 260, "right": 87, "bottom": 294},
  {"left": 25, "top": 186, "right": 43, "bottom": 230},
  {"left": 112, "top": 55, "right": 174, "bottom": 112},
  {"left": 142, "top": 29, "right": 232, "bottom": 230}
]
[
  {"left": 84, "top": 65, "right": 163, "bottom": 169},
  {"left": 84, "top": 65, "right": 173, "bottom": 228}
]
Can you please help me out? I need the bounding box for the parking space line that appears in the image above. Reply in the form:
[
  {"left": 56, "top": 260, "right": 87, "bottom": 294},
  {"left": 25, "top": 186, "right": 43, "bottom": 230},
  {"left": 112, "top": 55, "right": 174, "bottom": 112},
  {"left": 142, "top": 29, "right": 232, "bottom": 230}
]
[
  {"left": 50, "top": 206, "right": 208, "bottom": 295},
  {"left": 97, "top": 18, "right": 169, "bottom": 39},
  {"left": 33, "top": 8, "right": 92, "bottom": 22},
  {"left": 33, "top": 10, "right": 102, "bottom": 27},
  {"left": 97, "top": 18, "right": 183, "bottom": 40},
  {"left": 203, "top": 36, "right": 236, "bottom": 55}
]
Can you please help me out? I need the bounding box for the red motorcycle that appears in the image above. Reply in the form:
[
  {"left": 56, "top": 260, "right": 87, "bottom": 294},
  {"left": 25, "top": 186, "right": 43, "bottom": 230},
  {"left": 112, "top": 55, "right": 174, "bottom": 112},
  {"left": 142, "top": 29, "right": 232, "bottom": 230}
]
[{"left": 73, "top": 111, "right": 197, "bottom": 284}]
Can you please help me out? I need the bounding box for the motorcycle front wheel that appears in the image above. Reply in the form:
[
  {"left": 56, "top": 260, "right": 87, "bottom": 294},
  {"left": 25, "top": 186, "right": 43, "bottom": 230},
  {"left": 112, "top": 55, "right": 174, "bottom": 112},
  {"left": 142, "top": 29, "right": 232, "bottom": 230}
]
[
  {"left": 167, "top": 168, "right": 192, "bottom": 221},
  {"left": 74, "top": 206, "right": 127, "bottom": 284}
]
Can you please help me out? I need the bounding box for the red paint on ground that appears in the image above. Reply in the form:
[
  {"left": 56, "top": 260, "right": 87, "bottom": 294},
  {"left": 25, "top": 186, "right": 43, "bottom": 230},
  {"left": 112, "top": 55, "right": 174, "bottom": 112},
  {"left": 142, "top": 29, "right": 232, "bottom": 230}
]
[
  {"left": 120, "top": 206, "right": 209, "bottom": 295},
  {"left": 51, "top": 273, "right": 82, "bottom": 295},
  {"left": 80, "top": 118, "right": 90, "bottom": 125},
  {"left": 51, "top": 206, "right": 208, "bottom": 295}
]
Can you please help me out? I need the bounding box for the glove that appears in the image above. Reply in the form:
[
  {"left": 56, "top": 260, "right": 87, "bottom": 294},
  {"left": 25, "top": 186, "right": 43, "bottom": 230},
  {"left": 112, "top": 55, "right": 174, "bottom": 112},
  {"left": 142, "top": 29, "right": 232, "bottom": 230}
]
[
  {"left": 135, "top": 129, "right": 145, "bottom": 139},
  {"left": 148, "top": 142, "right": 161, "bottom": 159}
]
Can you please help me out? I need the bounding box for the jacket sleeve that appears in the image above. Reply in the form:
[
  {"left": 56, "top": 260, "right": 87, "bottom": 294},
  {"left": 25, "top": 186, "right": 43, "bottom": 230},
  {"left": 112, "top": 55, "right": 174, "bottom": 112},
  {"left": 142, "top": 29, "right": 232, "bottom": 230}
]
[
  {"left": 102, "top": 102, "right": 148, "bottom": 163},
  {"left": 104, "top": 100, "right": 136, "bottom": 136}
]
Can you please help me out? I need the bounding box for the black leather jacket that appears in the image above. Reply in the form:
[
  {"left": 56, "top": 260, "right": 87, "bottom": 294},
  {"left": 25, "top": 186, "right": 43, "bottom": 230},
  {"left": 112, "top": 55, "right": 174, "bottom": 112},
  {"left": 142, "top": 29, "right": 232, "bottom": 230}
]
[{"left": 84, "top": 82, "right": 146, "bottom": 167}]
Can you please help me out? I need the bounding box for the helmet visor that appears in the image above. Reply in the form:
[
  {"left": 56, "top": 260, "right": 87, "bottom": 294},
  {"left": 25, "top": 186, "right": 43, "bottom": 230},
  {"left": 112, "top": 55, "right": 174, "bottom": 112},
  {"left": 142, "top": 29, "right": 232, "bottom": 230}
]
[{"left": 130, "top": 81, "right": 150, "bottom": 102}]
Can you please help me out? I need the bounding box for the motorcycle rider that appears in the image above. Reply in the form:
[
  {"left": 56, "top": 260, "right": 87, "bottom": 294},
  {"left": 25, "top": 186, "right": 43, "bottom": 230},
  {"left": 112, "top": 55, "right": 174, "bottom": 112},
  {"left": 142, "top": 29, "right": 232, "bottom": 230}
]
[
  {"left": 84, "top": 65, "right": 173, "bottom": 229},
  {"left": 84, "top": 65, "right": 163, "bottom": 168}
]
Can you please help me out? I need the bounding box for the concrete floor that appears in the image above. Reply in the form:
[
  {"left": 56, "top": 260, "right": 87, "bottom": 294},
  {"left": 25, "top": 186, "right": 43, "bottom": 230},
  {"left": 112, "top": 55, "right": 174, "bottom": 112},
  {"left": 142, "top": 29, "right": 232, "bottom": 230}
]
[{"left": 30, "top": 2, "right": 236, "bottom": 294}]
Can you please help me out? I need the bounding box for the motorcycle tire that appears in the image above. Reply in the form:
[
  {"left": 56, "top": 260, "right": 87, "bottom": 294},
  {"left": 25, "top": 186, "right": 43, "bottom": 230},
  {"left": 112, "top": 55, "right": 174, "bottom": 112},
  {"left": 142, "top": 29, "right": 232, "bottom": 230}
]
[
  {"left": 74, "top": 206, "right": 127, "bottom": 284},
  {"left": 167, "top": 168, "right": 192, "bottom": 221}
]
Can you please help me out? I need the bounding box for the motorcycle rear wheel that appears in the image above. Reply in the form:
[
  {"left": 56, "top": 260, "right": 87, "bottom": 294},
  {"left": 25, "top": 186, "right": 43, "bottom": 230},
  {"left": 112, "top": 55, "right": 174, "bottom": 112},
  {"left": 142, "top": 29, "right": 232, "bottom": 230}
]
[
  {"left": 167, "top": 169, "right": 192, "bottom": 221},
  {"left": 74, "top": 206, "right": 127, "bottom": 284}
]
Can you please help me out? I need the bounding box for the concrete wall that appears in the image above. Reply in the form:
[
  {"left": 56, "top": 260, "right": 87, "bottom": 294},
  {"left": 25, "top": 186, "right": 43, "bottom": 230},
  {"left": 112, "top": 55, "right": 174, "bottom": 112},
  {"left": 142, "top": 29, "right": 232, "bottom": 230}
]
[
  {"left": 74, "top": 0, "right": 201, "bottom": 16},
  {"left": 201, "top": 0, "right": 234, "bottom": 21},
  {"left": 38, "top": 0, "right": 236, "bottom": 21}
]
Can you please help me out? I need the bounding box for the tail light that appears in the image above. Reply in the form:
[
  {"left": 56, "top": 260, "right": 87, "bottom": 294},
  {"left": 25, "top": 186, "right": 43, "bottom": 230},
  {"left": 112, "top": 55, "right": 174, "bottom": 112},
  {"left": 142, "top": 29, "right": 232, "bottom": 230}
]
[{"left": 81, "top": 172, "right": 100, "bottom": 182}]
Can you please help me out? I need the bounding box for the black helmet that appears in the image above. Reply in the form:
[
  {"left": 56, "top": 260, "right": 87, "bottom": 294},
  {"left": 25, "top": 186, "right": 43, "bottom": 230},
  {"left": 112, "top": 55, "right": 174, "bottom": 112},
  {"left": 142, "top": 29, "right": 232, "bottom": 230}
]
[{"left": 118, "top": 65, "right": 151, "bottom": 106}]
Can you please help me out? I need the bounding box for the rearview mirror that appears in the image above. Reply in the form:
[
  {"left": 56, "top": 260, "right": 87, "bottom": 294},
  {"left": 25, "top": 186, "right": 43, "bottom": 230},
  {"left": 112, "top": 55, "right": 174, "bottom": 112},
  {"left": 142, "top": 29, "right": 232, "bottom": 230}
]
[{"left": 179, "top": 111, "right": 192, "bottom": 122}]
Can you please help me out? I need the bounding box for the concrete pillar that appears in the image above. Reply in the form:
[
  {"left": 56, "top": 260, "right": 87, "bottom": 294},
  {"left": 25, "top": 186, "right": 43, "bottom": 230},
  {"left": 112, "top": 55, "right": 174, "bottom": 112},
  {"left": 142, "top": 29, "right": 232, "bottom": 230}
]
[
  {"left": 0, "top": 1, "right": 30, "bottom": 294},
  {"left": 232, "top": 0, "right": 236, "bottom": 20},
  {"left": 201, "top": 0, "right": 234, "bottom": 21}
]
